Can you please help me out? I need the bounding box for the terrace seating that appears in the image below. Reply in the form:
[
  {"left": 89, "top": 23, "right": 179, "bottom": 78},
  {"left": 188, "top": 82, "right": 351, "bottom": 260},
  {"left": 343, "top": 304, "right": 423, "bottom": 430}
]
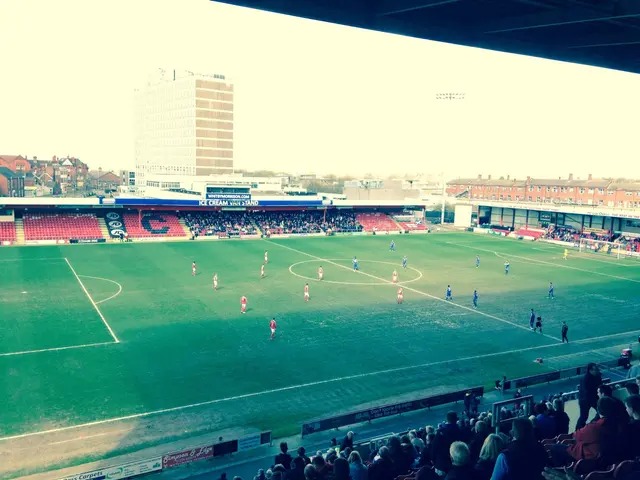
[
  {"left": 356, "top": 212, "right": 400, "bottom": 232},
  {"left": 398, "top": 221, "right": 427, "bottom": 231},
  {"left": 123, "top": 212, "right": 186, "bottom": 238},
  {"left": 515, "top": 228, "right": 545, "bottom": 239},
  {"left": 0, "top": 222, "right": 16, "bottom": 242},
  {"left": 23, "top": 213, "right": 103, "bottom": 240},
  {"left": 181, "top": 212, "right": 257, "bottom": 237}
]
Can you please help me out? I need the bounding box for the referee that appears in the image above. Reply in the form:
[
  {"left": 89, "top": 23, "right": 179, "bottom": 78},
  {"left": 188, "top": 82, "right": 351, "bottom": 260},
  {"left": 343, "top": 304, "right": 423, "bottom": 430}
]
[{"left": 561, "top": 322, "right": 569, "bottom": 343}]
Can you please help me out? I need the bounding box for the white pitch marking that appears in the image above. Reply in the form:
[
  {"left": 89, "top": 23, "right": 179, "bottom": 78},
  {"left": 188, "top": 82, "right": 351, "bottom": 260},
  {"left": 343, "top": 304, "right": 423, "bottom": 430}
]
[
  {"left": 0, "top": 341, "right": 115, "bottom": 358},
  {"left": 288, "top": 259, "right": 423, "bottom": 286},
  {"left": 48, "top": 431, "right": 119, "bottom": 445},
  {"left": 65, "top": 258, "right": 120, "bottom": 343},
  {"left": 78, "top": 275, "right": 123, "bottom": 305},
  {"left": 534, "top": 246, "right": 640, "bottom": 267},
  {"left": 274, "top": 242, "right": 562, "bottom": 342},
  {"left": 0, "top": 338, "right": 577, "bottom": 443},
  {"left": 446, "top": 241, "right": 640, "bottom": 284},
  {"left": 0, "top": 258, "right": 67, "bottom": 263}
]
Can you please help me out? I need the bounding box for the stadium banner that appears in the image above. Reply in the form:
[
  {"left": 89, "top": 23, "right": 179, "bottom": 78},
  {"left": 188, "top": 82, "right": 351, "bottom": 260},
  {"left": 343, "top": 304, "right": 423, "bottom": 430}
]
[
  {"left": 162, "top": 445, "right": 213, "bottom": 469},
  {"left": 301, "top": 386, "right": 483, "bottom": 437},
  {"left": 60, "top": 457, "right": 162, "bottom": 480},
  {"left": 409, "top": 230, "right": 430, "bottom": 235},
  {"left": 240, "top": 234, "right": 260, "bottom": 240},
  {"left": 105, "top": 211, "right": 127, "bottom": 238},
  {"left": 2, "top": 241, "right": 12, "bottom": 246},
  {"left": 113, "top": 198, "right": 324, "bottom": 207},
  {"left": 206, "top": 192, "right": 252, "bottom": 201},
  {"left": 473, "top": 228, "right": 489, "bottom": 234},
  {"left": 70, "top": 238, "right": 107, "bottom": 244},
  {"left": 237, "top": 433, "right": 261, "bottom": 452}
]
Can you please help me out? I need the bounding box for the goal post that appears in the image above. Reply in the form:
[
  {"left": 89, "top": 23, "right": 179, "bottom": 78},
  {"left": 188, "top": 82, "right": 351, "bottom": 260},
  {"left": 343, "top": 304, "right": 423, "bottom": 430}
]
[{"left": 578, "top": 238, "right": 624, "bottom": 259}]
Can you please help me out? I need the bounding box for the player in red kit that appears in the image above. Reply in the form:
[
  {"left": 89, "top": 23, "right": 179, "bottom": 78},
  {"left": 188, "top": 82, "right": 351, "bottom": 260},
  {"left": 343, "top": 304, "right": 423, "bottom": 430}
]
[
  {"left": 192, "top": 262, "right": 196, "bottom": 276},
  {"left": 261, "top": 264, "right": 265, "bottom": 278},
  {"left": 397, "top": 287, "right": 403, "bottom": 304},
  {"left": 241, "top": 296, "right": 247, "bottom": 313},
  {"left": 392, "top": 270, "right": 398, "bottom": 284},
  {"left": 264, "top": 250, "right": 268, "bottom": 264},
  {"left": 318, "top": 266, "right": 323, "bottom": 281},
  {"left": 213, "top": 273, "right": 218, "bottom": 291},
  {"left": 304, "top": 283, "right": 310, "bottom": 302},
  {"left": 270, "top": 318, "right": 277, "bottom": 340}
]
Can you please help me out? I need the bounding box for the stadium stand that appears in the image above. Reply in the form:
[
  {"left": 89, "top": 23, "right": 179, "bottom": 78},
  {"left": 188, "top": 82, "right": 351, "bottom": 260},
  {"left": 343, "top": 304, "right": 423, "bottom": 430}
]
[
  {"left": 0, "top": 222, "right": 16, "bottom": 242},
  {"left": 215, "top": 378, "right": 640, "bottom": 480},
  {"left": 23, "top": 212, "right": 103, "bottom": 240},
  {"left": 357, "top": 212, "right": 400, "bottom": 232},
  {"left": 181, "top": 211, "right": 258, "bottom": 237},
  {"left": 252, "top": 211, "right": 325, "bottom": 235},
  {"left": 122, "top": 212, "right": 186, "bottom": 238}
]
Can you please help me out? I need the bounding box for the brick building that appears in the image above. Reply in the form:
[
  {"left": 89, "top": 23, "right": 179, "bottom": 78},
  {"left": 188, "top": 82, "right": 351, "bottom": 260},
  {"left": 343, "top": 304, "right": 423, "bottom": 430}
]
[{"left": 447, "top": 174, "right": 640, "bottom": 209}]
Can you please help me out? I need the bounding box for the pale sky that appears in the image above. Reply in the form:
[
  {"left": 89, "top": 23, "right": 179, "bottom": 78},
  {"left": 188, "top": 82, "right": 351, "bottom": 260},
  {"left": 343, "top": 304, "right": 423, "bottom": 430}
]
[{"left": 1, "top": 0, "right": 639, "bottom": 179}]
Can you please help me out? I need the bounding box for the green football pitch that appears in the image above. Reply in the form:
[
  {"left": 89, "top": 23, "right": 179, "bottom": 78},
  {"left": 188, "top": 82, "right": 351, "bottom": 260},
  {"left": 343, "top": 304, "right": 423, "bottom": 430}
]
[{"left": 1, "top": 233, "right": 639, "bottom": 446}]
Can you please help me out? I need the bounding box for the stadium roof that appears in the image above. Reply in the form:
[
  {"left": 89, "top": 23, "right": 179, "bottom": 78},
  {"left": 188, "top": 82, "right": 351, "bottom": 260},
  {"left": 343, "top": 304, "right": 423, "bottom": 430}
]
[{"left": 213, "top": 0, "right": 640, "bottom": 74}]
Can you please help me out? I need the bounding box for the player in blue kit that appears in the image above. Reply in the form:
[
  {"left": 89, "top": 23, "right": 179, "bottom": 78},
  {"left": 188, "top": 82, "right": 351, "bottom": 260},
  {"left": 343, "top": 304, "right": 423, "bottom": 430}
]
[
  {"left": 402, "top": 255, "right": 407, "bottom": 269},
  {"left": 476, "top": 256, "right": 480, "bottom": 268},
  {"left": 548, "top": 282, "right": 554, "bottom": 299},
  {"left": 504, "top": 261, "right": 510, "bottom": 275},
  {"left": 390, "top": 240, "right": 395, "bottom": 251},
  {"left": 473, "top": 290, "right": 478, "bottom": 308},
  {"left": 530, "top": 308, "right": 536, "bottom": 330},
  {"left": 446, "top": 285, "right": 453, "bottom": 301},
  {"left": 353, "top": 256, "right": 359, "bottom": 271}
]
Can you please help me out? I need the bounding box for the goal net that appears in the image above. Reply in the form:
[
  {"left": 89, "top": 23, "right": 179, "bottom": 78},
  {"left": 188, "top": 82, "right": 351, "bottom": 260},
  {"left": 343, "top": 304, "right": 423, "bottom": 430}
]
[{"left": 578, "top": 238, "right": 638, "bottom": 259}]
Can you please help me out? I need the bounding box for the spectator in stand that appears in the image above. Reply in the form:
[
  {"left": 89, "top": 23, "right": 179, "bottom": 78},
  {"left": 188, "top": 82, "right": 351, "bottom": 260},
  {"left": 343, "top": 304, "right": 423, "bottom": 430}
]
[
  {"left": 625, "top": 394, "right": 640, "bottom": 459},
  {"left": 347, "top": 451, "right": 367, "bottom": 480},
  {"left": 468, "top": 420, "right": 489, "bottom": 463},
  {"left": 289, "top": 458, "right": 307, "bottom": 480},
  {"left": 304, "top": 465, "right": 317, "bottom": 480},
  {"left": 368, "top": 446, "right": 394, "bottom": 480},
  {"left": 550, "top": 396, "right": 618, "bottom": 466},
  {"left": 576, "top": 363, "right": 602, "bottom": 430},
  {"left": 432, "top": 411, "right": 464, "bottom": 476},
  {"left": 275, "top": 442, "right": 293, "bottom": 470},
  {"left": 473, "top": 434, "right": 504, "bottom": 480},
  {"left": 594, "top": 384, "right": 629, "bottom": 424},
  {"left": 340, "top": 431, "right": 354, "bottom": 451},
  {"left": 490, "top": 417, "right": 549, "bottom": 480},
  {"left": 388, "top": 436, "right": 412, "bottom": 477},
  {"left": 297, "top": 447, "right": 311, "bottom": 465},
  {"left": 550, "top": 398, "right": 570, "bottom": 435},
  {"left": 443, "top": 442, "right": 474, "bottom": 480},
  {"left": 311, "top": 455, "right": 333, "bottom": 480},
  {"left": 332, "top": 458, "right": 351, "bottom": 480},
  {"left": 534, "top": 402, "right": 556, "bottom": 440}
]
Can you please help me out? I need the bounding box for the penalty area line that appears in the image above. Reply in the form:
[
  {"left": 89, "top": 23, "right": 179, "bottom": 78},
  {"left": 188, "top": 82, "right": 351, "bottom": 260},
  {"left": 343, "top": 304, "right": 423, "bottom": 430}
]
[
  {"left": 65, "top": 258, "right": 120, "bottom": 343},
  {"left": 0, "top": 341, "right": 115, "bottom": 358},
  {"left": 272, "top": 241, "right": 562, "bottom": 342},
  {"left": 0, "top": 339, "right": 574, "bottom": 443}
]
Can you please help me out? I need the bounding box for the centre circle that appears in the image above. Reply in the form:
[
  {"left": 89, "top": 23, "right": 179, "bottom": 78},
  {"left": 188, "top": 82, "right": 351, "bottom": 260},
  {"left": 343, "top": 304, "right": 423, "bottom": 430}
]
[{"left": 288, "top": 259, "right": 423, "bottom": 286}]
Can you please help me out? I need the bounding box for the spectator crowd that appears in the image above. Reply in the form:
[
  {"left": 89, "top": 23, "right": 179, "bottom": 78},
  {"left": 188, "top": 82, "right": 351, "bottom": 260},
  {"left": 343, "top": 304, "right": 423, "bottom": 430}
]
[{"left": 218, "top": 372, "right": 640, "bottom": 480}]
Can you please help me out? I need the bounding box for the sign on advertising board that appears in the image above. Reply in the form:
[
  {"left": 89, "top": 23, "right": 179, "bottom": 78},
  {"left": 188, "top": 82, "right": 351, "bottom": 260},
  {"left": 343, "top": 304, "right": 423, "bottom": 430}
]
[
  {"left": 206, "top": 192, "right": 252, "bottom": 201},
  {"left": 237, "top": 434, "right": 261, "bottom": 452},
  {"left": 59, "top": 457, "right": 162, "bottom": 480},
  {"left": 162, "top": 445, "right": 213, "bottom": 468}
]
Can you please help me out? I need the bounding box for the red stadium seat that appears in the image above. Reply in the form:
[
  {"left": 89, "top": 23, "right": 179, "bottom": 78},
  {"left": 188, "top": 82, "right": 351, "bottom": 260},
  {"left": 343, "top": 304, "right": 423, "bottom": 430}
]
[
  {"left": 23, "top": 213, "right": 103, "bottom": 241},
  {"left": 356, "top": 213, "right": 400, "bottom": 232},
  {"left": 0, "top": 222, "right": 17, "bottom": 242},
  {"left": 122, "top": 212, "right": 186, "bottom": 238}
]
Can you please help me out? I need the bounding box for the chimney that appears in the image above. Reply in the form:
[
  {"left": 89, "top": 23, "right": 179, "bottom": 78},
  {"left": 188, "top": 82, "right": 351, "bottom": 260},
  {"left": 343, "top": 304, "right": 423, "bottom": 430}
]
[
  {"left": 588, "top": 173, "right": 593, "bottom": 181},
  {"left": 527, "top": 176, "right": 531, "bottom": 183},
  {"left": 568, "top": 173, "right": 574, "bottom": 181},
  {"left": 507, "top": 175, "right": 510, "bottom": 180},
  {"left": 477, "top": 174, "right": 482, "bottom": 179},
  {"left": 488, "top": 175, "right": 492, "bottom": 180}
]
